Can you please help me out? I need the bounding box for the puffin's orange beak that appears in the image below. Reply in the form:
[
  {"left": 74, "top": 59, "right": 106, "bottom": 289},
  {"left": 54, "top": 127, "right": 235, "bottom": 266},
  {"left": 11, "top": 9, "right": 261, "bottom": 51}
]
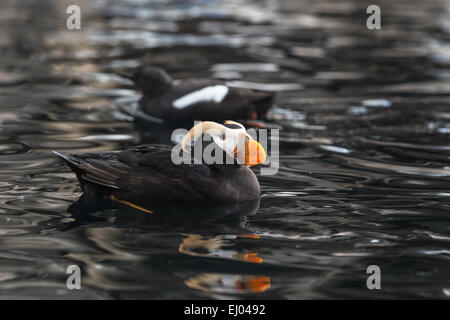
[{"left": 244, "top": 139, "right": 266, "bottom": 166}]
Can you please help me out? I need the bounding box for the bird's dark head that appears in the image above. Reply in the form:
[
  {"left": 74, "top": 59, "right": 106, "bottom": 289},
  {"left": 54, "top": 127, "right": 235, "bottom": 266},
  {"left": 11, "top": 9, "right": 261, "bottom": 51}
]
[
  {"left": 133, "top": 66, "right": 172, "bottom": 96},
  {"left": 181, "top": 121, "right": 266, "bottom": 167}
]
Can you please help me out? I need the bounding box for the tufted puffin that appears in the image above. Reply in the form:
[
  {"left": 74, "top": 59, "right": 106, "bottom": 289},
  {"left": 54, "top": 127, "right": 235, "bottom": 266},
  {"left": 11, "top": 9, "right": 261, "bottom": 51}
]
[
  {"left": 132, "top": 67, "right": 275, "bottom": 124},
  {"left": 54, "top": 121, "right": 266, "bottom": 205}
]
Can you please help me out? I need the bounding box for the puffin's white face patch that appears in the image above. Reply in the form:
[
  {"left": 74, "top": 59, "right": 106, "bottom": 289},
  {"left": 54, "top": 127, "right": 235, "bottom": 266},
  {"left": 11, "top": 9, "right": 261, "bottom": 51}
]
[{"left": 172, "top": 85, "right": 229, "bottom": 109}]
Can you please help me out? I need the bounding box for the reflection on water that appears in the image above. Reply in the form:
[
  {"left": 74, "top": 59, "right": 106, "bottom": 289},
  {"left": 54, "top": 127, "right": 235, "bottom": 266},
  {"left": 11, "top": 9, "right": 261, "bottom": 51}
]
[
  {"left": 0, "top": 0, "right": 450, "bottom": 299},
  {"left": 185, "top": 274, "right": 271, "bottom": 294}
]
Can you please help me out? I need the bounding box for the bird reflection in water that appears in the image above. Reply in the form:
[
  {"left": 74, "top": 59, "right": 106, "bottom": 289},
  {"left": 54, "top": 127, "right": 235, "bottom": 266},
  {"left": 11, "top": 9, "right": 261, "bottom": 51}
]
[
  {"left": 179, "top": 233, "right": 271, "bottom": 294},
  {"left": 178, "top": 234, "right": 263, "bottom": 263},
  {"left": 65, "top": 194, "right": 261, "bottom": 232},
  {"left": 176, "top": 200, "right": 271, "bottom": 294},
  {"left": 63, "top": 195, "right": 270, "bottom": 294},
  {"left": 184, "top": 273, "right": 271, "bottom": 294}
]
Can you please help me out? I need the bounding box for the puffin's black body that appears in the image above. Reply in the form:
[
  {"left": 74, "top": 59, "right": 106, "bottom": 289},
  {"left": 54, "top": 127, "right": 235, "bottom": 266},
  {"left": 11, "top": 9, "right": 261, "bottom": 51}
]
[
  {"left": 133, "top": 67, "right": 275, "bottom": 124},
  {"left": 55, "top": 144, "right": 260, "bottom": 204}
]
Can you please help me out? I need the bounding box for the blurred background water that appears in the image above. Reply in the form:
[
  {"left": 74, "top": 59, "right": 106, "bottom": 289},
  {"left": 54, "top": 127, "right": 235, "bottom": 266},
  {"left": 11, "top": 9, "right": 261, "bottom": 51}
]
[{"left": 0, "top": 0, "right": 449, "bottom": 299}]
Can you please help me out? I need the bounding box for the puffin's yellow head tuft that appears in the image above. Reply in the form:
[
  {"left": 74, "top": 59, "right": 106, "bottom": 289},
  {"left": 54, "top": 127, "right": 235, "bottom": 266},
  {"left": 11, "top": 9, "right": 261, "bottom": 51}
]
[{"left": 182, "top": 121, "right": 266, "bottom": 166}]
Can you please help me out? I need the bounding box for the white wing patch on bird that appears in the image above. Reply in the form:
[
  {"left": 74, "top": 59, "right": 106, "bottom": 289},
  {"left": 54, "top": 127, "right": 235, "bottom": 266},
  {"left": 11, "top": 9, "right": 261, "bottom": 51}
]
[{"left": 172, "top": 85, "right": 229, "bottom": 109}]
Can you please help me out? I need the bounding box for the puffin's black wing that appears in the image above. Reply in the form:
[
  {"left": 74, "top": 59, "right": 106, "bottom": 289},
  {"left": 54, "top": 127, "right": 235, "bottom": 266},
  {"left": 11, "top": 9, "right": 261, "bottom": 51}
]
[
  {"left": 140, "top": 79, "right": 275, "bottom": 123},
  {"left": 53, "top": 151, "right": 126, "bottom": 189},
  {"left": 54, "top": 145, "right": 222, "bottom": 203}
]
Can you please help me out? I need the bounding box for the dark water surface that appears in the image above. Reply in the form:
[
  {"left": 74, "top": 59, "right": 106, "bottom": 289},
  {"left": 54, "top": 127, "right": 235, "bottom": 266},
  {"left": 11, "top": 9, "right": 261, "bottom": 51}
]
[{"left": 0, "top": 0, "right": 449, "bottom": 299}]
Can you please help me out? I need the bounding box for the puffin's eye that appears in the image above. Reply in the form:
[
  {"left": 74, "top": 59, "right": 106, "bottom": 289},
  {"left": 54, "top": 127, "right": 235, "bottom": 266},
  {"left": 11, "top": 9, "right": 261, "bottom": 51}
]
[{"left": 221, "top": 134, "right": 226, "bottom": 140}]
